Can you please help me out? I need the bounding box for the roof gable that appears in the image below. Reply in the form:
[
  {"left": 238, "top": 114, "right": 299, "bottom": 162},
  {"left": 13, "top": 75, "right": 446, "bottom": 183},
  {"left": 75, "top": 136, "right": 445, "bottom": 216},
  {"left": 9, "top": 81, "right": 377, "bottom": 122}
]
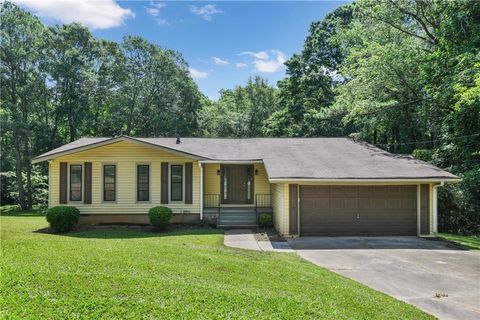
[{"left": 32, "top": 136, "right": 207, "bottom": 163}]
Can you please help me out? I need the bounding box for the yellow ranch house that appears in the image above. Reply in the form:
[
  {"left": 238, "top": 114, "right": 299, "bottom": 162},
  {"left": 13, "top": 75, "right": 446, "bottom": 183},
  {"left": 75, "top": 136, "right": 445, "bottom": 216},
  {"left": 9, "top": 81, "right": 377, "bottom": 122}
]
[{"left": 33, "top": 136, "right": 460, "bottom": 237}]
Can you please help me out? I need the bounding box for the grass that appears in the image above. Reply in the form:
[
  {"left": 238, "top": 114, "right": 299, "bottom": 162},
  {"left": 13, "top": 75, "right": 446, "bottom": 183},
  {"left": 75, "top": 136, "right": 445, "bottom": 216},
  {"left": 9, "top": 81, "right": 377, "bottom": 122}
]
[
  {"left": 0, "top": 212, "right": 433, "bottom": 319},
  {"left": 438, "top": 233, "right": 480, "bottom": 251},
  {"left": 0, "top": 204, "right": 45, "bottom": 216}
]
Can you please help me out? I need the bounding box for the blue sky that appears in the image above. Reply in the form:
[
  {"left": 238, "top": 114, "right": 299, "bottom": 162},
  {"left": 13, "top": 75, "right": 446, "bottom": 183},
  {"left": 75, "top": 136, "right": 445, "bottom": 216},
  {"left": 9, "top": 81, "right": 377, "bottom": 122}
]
[{"left": 15, "top": 1, "right": 348, "bottom": 100}]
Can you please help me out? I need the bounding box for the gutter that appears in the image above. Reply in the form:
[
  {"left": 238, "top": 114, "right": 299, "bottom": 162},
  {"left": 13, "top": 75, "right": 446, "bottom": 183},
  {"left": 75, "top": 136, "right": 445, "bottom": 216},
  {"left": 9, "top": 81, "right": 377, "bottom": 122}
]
[
  {"left": 198, "top": 160, "right": 263, "bottom": 164},
  {"left": 268, "top": 178, "right": 461, "bottom": 184}
]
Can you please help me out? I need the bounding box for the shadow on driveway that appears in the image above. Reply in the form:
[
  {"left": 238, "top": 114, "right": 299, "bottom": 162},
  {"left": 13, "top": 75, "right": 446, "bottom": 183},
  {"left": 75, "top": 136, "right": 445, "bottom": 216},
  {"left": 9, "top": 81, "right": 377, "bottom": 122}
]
[{"left": 288, "top": 236, "right": 462, "bottom": 250}]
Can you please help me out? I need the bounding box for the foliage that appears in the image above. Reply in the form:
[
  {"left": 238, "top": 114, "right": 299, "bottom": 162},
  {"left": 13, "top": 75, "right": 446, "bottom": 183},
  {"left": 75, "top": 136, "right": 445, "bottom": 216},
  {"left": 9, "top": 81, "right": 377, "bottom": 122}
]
[
  {"left": 0, "top": 172, "right": 16, "bottom": 205},
  {"left": 1, "top": 214, "right": 433, "bottom": 319},
  {"left": 148, "top": 206, "right": 173, "bottom": 230},
  {"left": 45, "top": 206, "right": 80, "bottom": 232},
  {"left": 199, "top": 76, "right": 279, "bottom": 137},
  {"left": 0, "top": 167, "right": 47, "bottom": 206},
  {"left": 263, "top": 4, "right": 353, "bottom": 137},
  {"left": 258, "top": 213, "right": 273, "bottom": 228},
  {"left": 438, "top": 167, "right": 480, "bottom": 235}
]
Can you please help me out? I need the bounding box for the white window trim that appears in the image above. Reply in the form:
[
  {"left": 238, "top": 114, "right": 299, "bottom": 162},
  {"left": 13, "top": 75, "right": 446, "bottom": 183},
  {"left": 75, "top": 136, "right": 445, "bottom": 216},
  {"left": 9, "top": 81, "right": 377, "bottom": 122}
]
[
  {"left": 67, "top": 163, "right": 83, "bottom": 204},
  {"left": 102, "top": 163, "right": 118, "bottom": 203},
  {"left": 136, "top": 163, "right": 151, "bottom": 203},
  {"left": 169, "top": 163, "right": 185, "bottom": 204}
]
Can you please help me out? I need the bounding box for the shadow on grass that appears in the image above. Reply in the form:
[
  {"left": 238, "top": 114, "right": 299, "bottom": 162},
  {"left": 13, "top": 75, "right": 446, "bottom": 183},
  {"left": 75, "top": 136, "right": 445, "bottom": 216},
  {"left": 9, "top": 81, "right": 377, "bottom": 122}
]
[
  {"left": 38, "top": 225, "right": 224, "bottom": 239},
  {"left": 0, "top": 205, "right": 45, "bottom": 217}
]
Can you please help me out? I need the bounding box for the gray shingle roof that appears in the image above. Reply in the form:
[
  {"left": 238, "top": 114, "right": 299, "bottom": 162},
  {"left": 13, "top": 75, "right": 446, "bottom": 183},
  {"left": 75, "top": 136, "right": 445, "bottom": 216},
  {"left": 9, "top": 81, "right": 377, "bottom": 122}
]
[{"left": 33, "top": 136, "right": 459, "bottom": 181}]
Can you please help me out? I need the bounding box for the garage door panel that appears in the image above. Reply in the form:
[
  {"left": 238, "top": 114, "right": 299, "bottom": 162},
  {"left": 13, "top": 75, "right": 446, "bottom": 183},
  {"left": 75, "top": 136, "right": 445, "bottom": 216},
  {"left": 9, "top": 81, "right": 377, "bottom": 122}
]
[{"left": 300, "top": 185, "right": 417, "bottom": 236}]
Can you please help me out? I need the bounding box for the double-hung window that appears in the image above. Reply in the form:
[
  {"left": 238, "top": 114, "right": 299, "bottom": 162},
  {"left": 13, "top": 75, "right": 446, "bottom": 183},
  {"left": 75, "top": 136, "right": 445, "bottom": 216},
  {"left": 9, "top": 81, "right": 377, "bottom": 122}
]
[
  {"left": 170, "top": 165, "right": 183, "bottom": 201},
  {"left": 137, "top": 165, "right": 150, "bottom": 201},
  {"left": 103, "top": 165, "right": 116, "bottom": 201},
  {"left": 69, "top": 165, "right": 82, "bottom": 201}
]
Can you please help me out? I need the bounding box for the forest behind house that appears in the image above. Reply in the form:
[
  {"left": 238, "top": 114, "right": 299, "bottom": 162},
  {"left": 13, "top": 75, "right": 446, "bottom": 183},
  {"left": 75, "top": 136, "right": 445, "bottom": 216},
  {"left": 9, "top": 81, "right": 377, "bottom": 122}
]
[{"left": 1, "top": 0, "right": 479, "bottom": 233}]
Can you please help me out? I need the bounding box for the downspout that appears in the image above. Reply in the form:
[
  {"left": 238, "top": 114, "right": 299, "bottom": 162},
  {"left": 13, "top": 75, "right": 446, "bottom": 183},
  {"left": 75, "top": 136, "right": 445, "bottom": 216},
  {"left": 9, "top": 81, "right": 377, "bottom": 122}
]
[
  {"left": 199, "top": 162, "right": 204, "bottom": 222},
  {"left": 432, "top": 182, "right": 444, "bottom": 235},
  {"left": 48, "top": 160, "right": 52, "bottom": 208}
]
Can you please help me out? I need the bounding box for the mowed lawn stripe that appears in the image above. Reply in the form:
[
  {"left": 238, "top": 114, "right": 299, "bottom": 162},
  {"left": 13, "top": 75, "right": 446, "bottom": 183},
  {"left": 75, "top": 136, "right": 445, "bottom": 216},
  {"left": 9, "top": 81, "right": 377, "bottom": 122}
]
[{"left": 0, "top": 215, "right": 433, "bottom": 319}]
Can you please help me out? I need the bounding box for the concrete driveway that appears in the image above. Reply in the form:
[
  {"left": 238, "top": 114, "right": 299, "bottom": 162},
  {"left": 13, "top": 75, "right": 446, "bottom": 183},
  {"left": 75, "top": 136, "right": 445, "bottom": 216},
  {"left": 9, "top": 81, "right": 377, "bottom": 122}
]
[{"left": 288, "top": 237, "right": 480, "bottom": 320}]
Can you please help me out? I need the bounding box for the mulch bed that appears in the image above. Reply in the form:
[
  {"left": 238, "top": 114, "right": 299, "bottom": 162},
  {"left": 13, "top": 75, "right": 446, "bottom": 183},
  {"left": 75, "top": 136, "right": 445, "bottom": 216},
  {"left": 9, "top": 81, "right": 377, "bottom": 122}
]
[
  {"left": 254, "top": 228, "right": 286, "bottom": 242},
  {"left": 35, "top": 223, "right": 213, "bottom": 235}
]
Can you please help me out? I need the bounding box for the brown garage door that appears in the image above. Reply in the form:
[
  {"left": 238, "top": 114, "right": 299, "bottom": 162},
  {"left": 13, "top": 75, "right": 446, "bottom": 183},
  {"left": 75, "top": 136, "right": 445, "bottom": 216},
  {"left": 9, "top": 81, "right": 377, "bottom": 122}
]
[{"left": 299, "top": 185, "right": 417, "bottom": 236}]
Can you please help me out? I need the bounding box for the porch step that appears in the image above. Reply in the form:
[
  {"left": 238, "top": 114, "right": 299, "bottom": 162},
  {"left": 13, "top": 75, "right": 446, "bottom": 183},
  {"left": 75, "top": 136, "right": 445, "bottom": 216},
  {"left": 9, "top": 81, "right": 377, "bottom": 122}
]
[{"left": 218, "top": 210, "right": 257, "bottom": 227}]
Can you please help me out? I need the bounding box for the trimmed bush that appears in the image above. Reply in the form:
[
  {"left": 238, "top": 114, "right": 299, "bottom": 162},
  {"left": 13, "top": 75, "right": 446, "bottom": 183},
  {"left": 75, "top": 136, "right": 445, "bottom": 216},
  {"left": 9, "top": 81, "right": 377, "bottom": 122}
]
[
  {"left": 258, "top": 213, "right": 273, "bottom": 228},
  {"left": 148, "top": 206, "right": 173, "bottom": 230},
  {"left": 46, "top": 206, "right": 80, "bottom": 232}
]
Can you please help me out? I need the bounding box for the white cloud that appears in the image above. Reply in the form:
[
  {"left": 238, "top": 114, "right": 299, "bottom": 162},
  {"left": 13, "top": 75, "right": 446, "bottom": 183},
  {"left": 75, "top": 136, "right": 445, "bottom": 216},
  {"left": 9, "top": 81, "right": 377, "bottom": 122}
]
[
  {"left": 145, "top": 2, "right": 169, "bottom": 26},
  {"left": 190, "top": 4, "right": 222, "bottom": 21},
  {"left": 235, "top": 62, "right": 247, "bottom": 68},
  {"left": 239, "top": 51, "right": 270, "bottom": 60},
  {"left": 189, "top": 67, "right": 208, "bottom": 79},
  {"left": 14, "top": 0, "right": 134, "bottom": 30},
  {"left": 212, "top": 57, "right": 229, "bottom": 66},
  {"left": 239, "top": 50, "right": 287, "bottom": 73}
]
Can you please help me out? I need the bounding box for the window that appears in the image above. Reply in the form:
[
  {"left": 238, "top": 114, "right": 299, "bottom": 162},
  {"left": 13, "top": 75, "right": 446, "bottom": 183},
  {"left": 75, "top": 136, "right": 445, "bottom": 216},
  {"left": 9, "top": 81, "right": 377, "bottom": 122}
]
[
  {"left": 137, "top": 165, "right": 150, "bottom": 201},
  {"left": 170, "top": 165, "right": 183, "bottom": 201},
  {"left": 69, "top": 165, "right": 82, "bottom": 201},
  {"left": 103, "top": 165, "right": 116, "bottom": 201}
]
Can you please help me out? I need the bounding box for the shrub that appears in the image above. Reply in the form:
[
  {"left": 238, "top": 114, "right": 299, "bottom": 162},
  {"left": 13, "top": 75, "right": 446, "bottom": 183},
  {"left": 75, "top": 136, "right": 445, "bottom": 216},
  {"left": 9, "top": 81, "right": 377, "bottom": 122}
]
[
  {"left": 258, "top": 213, "right": 273, "bottom": 228},
  {"left": 148, "top": 206, "right": 173, "bottom": 230},
  {"left": 46, "top": 206, "right": 80, "bottom": 232}
]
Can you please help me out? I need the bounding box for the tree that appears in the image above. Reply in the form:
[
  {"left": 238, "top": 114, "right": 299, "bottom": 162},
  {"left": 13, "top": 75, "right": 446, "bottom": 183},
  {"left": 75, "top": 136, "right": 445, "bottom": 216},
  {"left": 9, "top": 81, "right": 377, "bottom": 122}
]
[
  {"left": 1, "top": 2, "right": 48, "bottom": 209},
  {"left": 264, "top": 4, "right": 353, "bottom": 136},
  {"left": 199, "top": 76, "right": 279, "bottom": 137}
]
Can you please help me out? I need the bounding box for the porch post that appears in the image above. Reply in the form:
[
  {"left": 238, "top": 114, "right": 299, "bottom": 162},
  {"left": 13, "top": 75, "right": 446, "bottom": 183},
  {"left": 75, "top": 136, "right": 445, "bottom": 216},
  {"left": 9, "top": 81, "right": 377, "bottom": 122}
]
[
  {"left": 199, "top": 162, "right": 204, "bottom": 221},
  {"left": 432, "top": 182, "right": 444, "bottom": 235},
  {"left": 417, "top": 184, "right": 421, "bottom": 236}
]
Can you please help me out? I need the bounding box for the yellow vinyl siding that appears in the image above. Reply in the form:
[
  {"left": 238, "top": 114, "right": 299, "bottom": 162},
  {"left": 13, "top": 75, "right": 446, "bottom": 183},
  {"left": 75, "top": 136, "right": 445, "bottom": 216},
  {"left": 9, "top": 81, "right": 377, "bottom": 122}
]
[
  {"left": 271, "top": 183, "right": 289, "bottom": 235},
  {"left": 50, "top": 141, "right": 200, "bottom": 215},
  {"left": 254, "top": 164, "right": 270, "bottom": 195},
  {"left": 204, "top": 164, "right": 220, "bottom": 195}
]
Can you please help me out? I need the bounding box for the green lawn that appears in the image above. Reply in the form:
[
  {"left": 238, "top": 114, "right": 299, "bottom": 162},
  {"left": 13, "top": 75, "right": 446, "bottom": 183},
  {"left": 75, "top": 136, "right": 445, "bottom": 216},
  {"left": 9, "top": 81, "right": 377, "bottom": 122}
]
[
  {"left": 0, "top": 212, "right": 432, "bottom": 319},
  {"left": 438, "top": 233, "right": 480, "bottom": 251}
]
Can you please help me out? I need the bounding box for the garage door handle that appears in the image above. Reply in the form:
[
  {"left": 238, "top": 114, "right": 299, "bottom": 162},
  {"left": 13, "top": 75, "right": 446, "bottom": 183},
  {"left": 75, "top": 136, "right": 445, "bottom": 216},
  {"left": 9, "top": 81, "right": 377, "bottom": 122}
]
[{"left": 357, "top": 213, "right": 360, "bottom": 219}]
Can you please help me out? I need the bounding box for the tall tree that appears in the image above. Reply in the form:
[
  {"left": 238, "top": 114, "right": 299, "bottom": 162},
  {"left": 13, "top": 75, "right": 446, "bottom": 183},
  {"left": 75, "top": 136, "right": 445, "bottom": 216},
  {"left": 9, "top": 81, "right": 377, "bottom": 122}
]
[
  {"left": 264, "top": 4, "right": 353, "bottom": 137},
  {"left": 48, "top": 23, "right": 98, "bottom": 142},
  {"left": 1, "top": 2, "right": 48, "bottom": 209}
]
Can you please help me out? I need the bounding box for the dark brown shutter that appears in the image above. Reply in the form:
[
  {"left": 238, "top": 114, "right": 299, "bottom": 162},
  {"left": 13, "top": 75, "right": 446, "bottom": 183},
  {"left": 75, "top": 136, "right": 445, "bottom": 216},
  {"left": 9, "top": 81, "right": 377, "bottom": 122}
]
[
  {"left": 289, "top": 184, "right": 298, "bottom": 235},
  {"left": 185, "top": 162, "right": 193, "bottom": 204},
  {"left": 84, "top": 162, "right": 92, "bottom": 204},
  {"left": 59, "top": 162, "right": 68, "bottom": 204},
  {"left": 161, "top": 162, "right": 169, "bottom": 204}
]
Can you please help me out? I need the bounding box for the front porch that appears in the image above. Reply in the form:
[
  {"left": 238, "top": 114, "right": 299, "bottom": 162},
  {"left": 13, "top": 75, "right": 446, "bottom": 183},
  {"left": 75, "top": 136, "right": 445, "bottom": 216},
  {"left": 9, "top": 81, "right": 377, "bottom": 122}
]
[
  {"left": 203, "top": 194, "right": 273, "bottom": 227},
  {"left": 200, "top": 162, "right": 273, "bottom": 227}
]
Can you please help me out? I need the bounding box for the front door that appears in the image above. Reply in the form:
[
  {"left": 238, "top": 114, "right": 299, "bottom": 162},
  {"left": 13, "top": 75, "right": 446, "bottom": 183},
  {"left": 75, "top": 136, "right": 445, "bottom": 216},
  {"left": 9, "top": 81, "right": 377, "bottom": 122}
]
[{"left": 221, "top": 165, "right": 254, "bottom": 204}]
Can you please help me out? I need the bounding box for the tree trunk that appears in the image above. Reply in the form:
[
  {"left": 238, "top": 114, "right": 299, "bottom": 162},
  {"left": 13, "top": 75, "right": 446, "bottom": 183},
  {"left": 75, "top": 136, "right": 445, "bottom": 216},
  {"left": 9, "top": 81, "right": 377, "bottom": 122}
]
[
  {"left": 14, "top": 136, "right": 26, "bottom": 210},
  {"left": 25, "top": 138, "right": 33, "bottom": 209}
]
